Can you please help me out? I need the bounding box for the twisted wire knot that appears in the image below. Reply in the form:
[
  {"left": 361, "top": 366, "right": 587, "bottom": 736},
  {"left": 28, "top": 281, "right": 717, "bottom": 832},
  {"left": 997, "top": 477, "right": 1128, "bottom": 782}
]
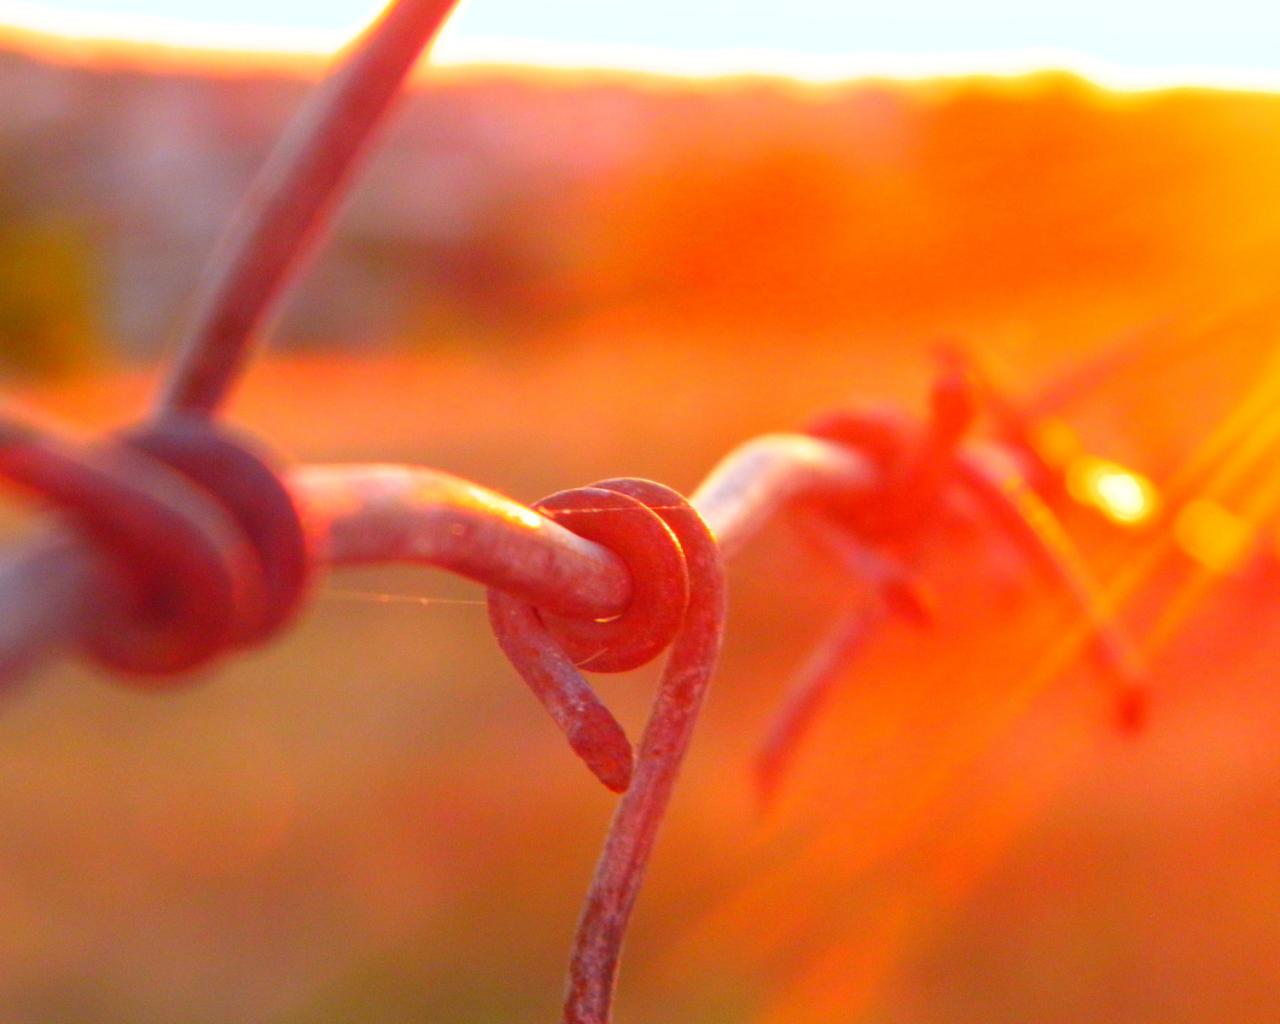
[
  {"left": 0, "top": 412, "right": 312, "bottom": 680},
  {"left": 805, "top": 403, "right": 923, "bottom": 538},
  {"left": 118, "top": 415, "right": 313, "bottom": 648},
  {"left": 487, "top": 481, "right": 692, "bottom": 792},
  {"left": 805, "top": 365, "right": 978, "bottom": 543},
  {"left": 774, "top": 368, "right": 1146, "bottom": 793},
  {"left": 487, "top": 476, "right": 727, "bottom": 1024}
]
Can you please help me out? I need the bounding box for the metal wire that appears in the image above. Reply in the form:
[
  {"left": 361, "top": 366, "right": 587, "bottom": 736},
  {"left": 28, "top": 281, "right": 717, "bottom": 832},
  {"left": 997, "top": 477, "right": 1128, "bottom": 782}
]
[
  {"left": 156, "top": 0, "right": 461, "bottom": 415},
  {"left": 0, "top": 5, "right": 1148, "bottom": 1022},
  {"left": 0, "top": 434, "right": 880, "bottom": 680}
]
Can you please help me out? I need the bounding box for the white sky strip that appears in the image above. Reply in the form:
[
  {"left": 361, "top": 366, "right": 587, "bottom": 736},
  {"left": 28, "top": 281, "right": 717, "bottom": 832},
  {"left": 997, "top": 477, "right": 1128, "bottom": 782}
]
[{"left": 1, "top": 0, "right": 1279, "bottom": 90}]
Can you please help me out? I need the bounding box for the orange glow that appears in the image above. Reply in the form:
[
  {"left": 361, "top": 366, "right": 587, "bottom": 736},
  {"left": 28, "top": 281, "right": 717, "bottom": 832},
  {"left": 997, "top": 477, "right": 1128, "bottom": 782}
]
[
  {"left": 1029, "top": 416, "right": 1084, "bottom": 471},
  {"left": 1174, "top": 498, "right": 1253, "bottom": 573},
  {"left": 125, "top": 726, "right": 298, "bottom": 879},
  {"left": 1066, "top": 456, "right": 1159, "bottom": 526},
  {"left": 4, "top": 13, "right": 1280, "bottom": 1018}
]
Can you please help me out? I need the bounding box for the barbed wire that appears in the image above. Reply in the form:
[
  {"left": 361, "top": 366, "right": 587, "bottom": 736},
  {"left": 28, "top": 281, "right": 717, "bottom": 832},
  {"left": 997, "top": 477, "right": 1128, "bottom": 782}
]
[{"left": 0, "top": 2, "right": 1156, "bottom": 1021}]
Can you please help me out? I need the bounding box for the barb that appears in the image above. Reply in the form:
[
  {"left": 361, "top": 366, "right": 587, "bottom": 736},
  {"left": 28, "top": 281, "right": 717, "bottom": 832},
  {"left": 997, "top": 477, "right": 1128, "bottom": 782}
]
[
  {"left": 741, "top": 368, "right": 1151, "bottom": 815},
  {"left": 748, "top": 512, "right": 934, "bottom": 811},
  {"left": 0, "top": 410, "right": 311, "bottom": 677},
  {"left": 488, "top": 485, "right": 692, "bottom": 792},
  {"left": 156, "top": 0, "right": 461, "bottom": 416},
  {"left": 0, "top": 412, "right": 253, "bottom": 676},
  {"left": 753, "top": 601, "right": 885, "bottom": 809},
  {"left": 953, "top": 443, "right": 1146, "bottom": 688},
  {"left": 558, "top": 479, "right": 727, "bottom": 1024},
  {"left": 807, "top": 373, "right": 1144, "bottom": 690},
  {"left": 797, "top": 513, "right": 933, "bottom": 627}
]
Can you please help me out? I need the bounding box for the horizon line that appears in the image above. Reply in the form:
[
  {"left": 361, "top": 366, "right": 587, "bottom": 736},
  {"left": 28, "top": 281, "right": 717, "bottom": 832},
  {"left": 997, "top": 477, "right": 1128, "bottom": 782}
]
[{"left": 3, "top": 1, "right": 1280, "bottom": 94}]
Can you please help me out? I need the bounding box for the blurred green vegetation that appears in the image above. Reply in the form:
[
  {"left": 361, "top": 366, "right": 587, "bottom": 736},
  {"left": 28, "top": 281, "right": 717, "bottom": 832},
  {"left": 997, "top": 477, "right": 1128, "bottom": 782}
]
[{"left": 0, "top": 211, "right": 101, "bottom": 378}]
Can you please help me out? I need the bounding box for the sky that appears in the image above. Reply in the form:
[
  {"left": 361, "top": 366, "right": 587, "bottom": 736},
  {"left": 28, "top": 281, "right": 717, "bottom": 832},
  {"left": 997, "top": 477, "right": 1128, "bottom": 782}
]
[{"left": 0, "top": 0, "right": 1278, "bottom": 86}]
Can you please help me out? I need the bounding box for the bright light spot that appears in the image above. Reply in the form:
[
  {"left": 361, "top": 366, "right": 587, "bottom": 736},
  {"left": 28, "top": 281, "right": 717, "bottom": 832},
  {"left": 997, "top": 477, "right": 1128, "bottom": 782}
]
[
  {"left": 1066, "top": 456, "right": 1159, "bottom": 526},
  {"left": 1175, "top": 498, "right": 1253, "bottom": 573}
]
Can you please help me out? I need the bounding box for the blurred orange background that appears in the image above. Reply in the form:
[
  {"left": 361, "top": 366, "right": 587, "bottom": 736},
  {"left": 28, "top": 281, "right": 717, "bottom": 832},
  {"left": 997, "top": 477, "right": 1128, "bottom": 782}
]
[{"left": 2, "top": 22, "right": 1280, "bottom": 1024}]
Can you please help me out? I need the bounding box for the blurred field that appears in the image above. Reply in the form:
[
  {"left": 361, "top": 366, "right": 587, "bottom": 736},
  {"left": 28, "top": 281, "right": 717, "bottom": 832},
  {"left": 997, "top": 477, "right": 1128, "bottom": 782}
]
[
  {"left": 3, "top": 319, "right": 1280, "bottom": 1024},
  {"left": 4, "top": 45, "right": 1280, "bottom": 1024}
]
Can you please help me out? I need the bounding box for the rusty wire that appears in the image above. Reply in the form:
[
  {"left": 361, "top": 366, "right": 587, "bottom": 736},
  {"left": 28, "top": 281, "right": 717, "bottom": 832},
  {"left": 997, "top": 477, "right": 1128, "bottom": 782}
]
[{"left": 0, "top": 3, "right": 1149, "bottom": 1022}]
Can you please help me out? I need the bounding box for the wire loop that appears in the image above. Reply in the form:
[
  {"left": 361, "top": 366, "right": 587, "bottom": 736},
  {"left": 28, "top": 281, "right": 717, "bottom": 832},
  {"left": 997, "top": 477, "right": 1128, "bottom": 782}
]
[
  {"left": 533, "top": 487, "right": 689, "bottom": 672},
  {"left": 487, "top": 484, "right": 690, "bottom": 793},
  {"left": 119, "top": 414, "right": 314, "bottom": 646},
  {"left": 0, "top": 413, "right": 310, "bottom": 679}
]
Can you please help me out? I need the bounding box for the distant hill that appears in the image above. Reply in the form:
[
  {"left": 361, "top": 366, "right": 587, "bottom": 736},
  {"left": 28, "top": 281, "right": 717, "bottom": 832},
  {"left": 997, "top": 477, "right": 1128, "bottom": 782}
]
[{"left": 2, "top": 44, "right": 1279, "bottom": 373}]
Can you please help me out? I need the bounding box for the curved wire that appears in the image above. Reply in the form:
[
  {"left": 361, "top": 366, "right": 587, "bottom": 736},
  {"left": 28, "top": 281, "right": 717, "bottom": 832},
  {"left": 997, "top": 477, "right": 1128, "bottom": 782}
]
[{"left": 561, "top": 479, "right": 727, "bottom": 1024}]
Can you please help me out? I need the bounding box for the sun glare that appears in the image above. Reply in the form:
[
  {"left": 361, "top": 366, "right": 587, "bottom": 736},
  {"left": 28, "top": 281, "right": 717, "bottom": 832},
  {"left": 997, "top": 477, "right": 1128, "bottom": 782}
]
[{"left": 1067, "top": 456, "right": 1159, "bottom": 527}]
